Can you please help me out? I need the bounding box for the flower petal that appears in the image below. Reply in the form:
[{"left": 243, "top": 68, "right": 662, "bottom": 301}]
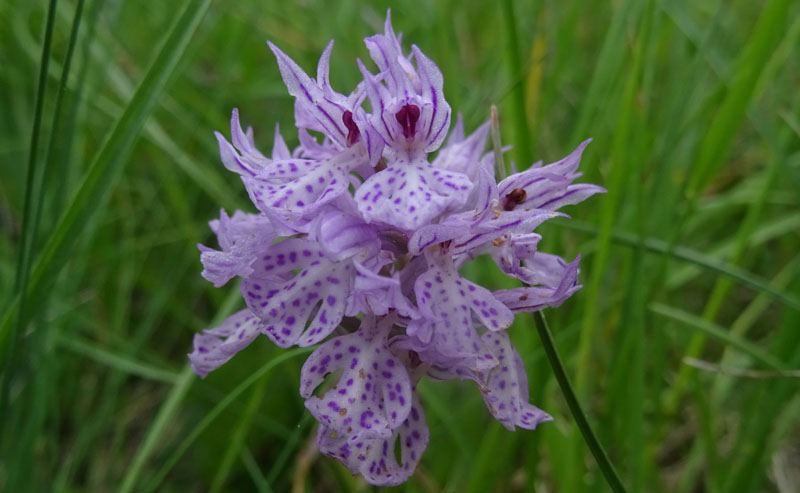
[
  {"left": 356, "top": 159, "right": 473, "bottom": 231},
  {"left": 241, "top": 239, "right": 353, "bottom": 347},
  {"left": 477, "top": 331, "right": 552, "bottom": 430},
  {"left": 411, "top": 45, "right": 450, "bottom": 152},
  {"left": 268, "top": 41, "right": 349, "bottom": 147},
  {"left": 198, "top": 210, "right": 276, "bottom": 287},
  {"left": 243, "top": 153, "right": 352, "bottom": 218},
  {"left": 497, "top": 139, "right": 606, "bottom": 212},
  {"left": 493, "top": 254, "right": 582, "bottom": 312},
  {"left": 408, "top": 249, "right": 513, "bottom": 368},
  {"left": 316, "top": 391, "right": 429, "bottom": 486},
  {"left": 189, "top": 309, "right": 263, "bottom": 378},
  {"left": 349, "top": 261, "right": 419, "bottom": 318},
  {"left": 300, "top": 318, "right": 412, "bottom": 437}
]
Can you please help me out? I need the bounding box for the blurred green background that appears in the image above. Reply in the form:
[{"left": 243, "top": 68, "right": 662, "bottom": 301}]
[{"left": 1, "top": 0, "right": 799, "bottom": 491}]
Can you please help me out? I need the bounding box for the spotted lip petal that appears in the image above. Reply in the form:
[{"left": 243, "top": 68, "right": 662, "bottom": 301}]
[
  {"left": 240, "top": 238, "right": 355, "bottom": 347},
  {"left": 408, "top": 248, "right": 513, "bottom": 368},
  {"left": 476, "top": 331, "right": 553, "bottom": 430},
  {"left": 300, "top": 317, "right": 412, "bottom": 438},
  {"left": 188, "top": 309, "right": 264, "bottom": 378},
  {"left": 316, "top": 391, "right": 429, "bottom": 486},
  {"left": 355, "top": 158, "right": 473, "bottom": 231},
  {"left": 243, "top": 154, "right": 351, "bottom": 220}
]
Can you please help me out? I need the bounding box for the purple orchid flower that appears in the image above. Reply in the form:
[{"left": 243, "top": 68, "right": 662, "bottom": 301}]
[{"left": 191, "top": 10, "right": 604, "bottom": 486}]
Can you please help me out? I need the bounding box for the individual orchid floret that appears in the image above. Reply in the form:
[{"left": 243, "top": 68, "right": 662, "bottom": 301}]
[
  {"left": 497, "top": 139, "right": 605, "bottom": 213},
  {"left": 476, "top": 331, "right": 553, "bottom": 430},
  {"left": 493, "top": 253, "right": 583, "bottom": 313},
  {"left": 299, "top": 316, "right": 412, "bottom": 439},
  {"left": 215, "top": 110, "right": 357, "bottom": 220},
  {"left": 239, "top": 212, "right": 381, "bottom": 348},
  {"left": 407, "top": 245, "right": 514, "bottom": 369},
  {"left": 359, "top": 12, "right": 450, "bottom": 158},
  {"left": 268, "top": 40, "right": 383, "bottom": 164}
]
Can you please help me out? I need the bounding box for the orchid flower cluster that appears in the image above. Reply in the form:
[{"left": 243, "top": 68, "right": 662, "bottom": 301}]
[{"left": 189, "top": 13, "right": 603, "bottom": 486}]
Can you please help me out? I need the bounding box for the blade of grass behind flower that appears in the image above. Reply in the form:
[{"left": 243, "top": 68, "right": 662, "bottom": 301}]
[
  {"left": 664, "top": 88, "right": 798, "bottom": 418},
  {"left": 499, "top": 0, "right": 532, "bottom": 165},
  {"left": 712, "top": 254, "right": 800, "bottom": 399},
  {"left": 649, "top": 303, "right": 787, "bottom": 371},
  {"left": 569, "top": 3, "right": 649, "bottom": 488},
  {"left": 687, "top": 0, "right": 793, "bottom": 198},
  {"left": 0, "top": 0, "right": 59, "bottom": 441},
  {"left": 569, "top": 0, "right": 644, "bottom": 148},
  {"left": 721, "top": 292, "right": 800, "bottom": 493},
  {"left": 0, "top": 0, "right": 212, "bottom": 352},
  {"left": 241, "top": 446, "right": 274, "bottom": 493},
  {"left": 53, "top": 249, "right": 198, "bottom": 489},
  {"left": 56, "top": 334, "right": 179, "bottom": 383},
  {"left": 139, "top": 348, "right": 313, "bottom": 493},
  {"left": 209, "top": 372, "right": 271, "bottom": 492},
  {"left": 5, "top": 3, "right": 88, "bottom": 486},
  {"left": 666, "top": 213, "right": 800, "bottom": 289},
  {"left": 558, "top": 220, "right": 800, "bottom": 312}
]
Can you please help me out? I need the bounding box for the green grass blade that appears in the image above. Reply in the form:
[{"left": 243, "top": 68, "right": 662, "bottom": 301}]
[
  {"left": 119, "top": 364, "right": 196, "bottom": 493},
  {"left": 209, "top": 372, "right": 270, "bottom": 492},
  {"left": 38, "top": 0, "right": 85, "bottom": 238},
  {"left": 241, "top": 447, "right": 274, "bottom": 493},
  {"left": 500, "top": 0, "right": 533, "bottom": 165},
  {"left": 649, "top": 303, "right": 787, "bottom": 371},
  {"left": 140, "top": 348, "right": 313, "bottom": 493},
  {"left": 687, "top": 0, "right": 793, "bottom": 197},
  {"left": 559, "top": 220, "right": 800, "bottom": 312},
  {"left": 57, "top": 334, "right": 179, "bottom": 383},
  {"left": 0, "top": 0, "right": 59, "bottom": 435},
  {"left": 0, "top": 0, "right": 212, "bottom": 351}
]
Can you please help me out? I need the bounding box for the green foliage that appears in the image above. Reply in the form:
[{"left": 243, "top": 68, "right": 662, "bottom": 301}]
[{"left": 1, "top": 0, "right": 798, "bottom": 491}]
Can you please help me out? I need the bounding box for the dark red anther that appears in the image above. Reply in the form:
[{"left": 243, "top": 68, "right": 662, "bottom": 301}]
[
  {"left": 342, "top": 110, "right": 361, "bottom": 146},
  {"left": 503, "top": 188, "right": 527, "bottom": 211},
  {"left": 395, "top": 104, "right": 421, "bottom": 140}
]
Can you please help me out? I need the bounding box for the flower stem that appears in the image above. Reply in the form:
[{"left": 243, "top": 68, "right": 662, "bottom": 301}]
[
  {"left": 490, "top": 105, "right": 507, "bottom": 180},
  {"left": 532, "top": 310, "right": 626, "bottom": 492}
]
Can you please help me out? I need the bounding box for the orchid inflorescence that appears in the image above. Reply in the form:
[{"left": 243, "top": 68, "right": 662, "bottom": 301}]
[{"left": 189, "top": 11, "right": 604, "bottom": 486}]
